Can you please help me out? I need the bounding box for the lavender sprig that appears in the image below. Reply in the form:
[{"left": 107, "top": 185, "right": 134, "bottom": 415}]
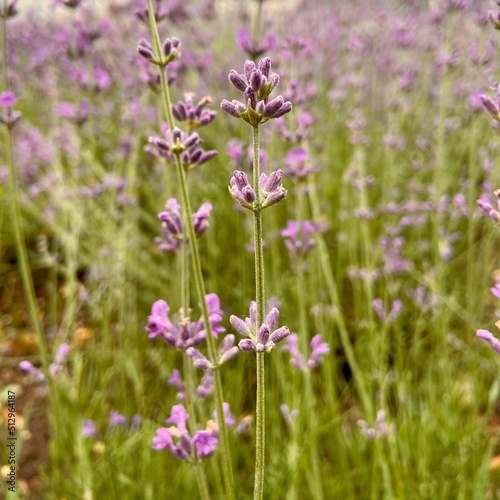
[{"left": 221, "top": 56, "right": 291, "bottom": 500}]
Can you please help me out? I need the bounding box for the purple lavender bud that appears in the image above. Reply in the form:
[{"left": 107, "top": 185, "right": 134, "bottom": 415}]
[
  {"left": 152, "top": 428, "right": 174, "bottom": 452},
  {"left": 244, "top": 60, "right": 256, "bottom": 80},
  {"left": 187, "top": 148, "right": 203, "bottom": 165},
  {"left": 219, "top": 346, "right": 239, "bottom": 364},
  {"left": 184, "top": 132, "right": 200, "bottom": 149},
  {"left": 480, "top": 95, "right": 500, "bottom": 120},
  {"left": 262, "top": 187, "right": 287, "bottom": 208},
  {"left": 272, "top": 101, "right": 292, "bottom": 118},
  {"left": 19, "top": 361, "right": 46, "bottom": 383},
  {"left": 221, "top": 99, "right": 241, "bottom": 118},
  {"left": 149, "top": 136, "right": 170, "bottom": 151},
  {"left": 477, "top": 329, "right": 500, "bottom": 354},
  {"left": 250, "top": 69, "right": 264, "bottom": 92},
  {"left": 264, "top": 308, "right": 280, "bottom": 330},
  {"left": 185, "top": 347, "right": 212, "bottom": 369},
  {"left": 261, "top": 170, "right": 283, "bottom": 193},
  {"left": 165, "top": 404, "right": 189, "bottom": 434},
  {"left": 0, "top": 91, "right": 16, "bottom": 108},
  {"left": 264, "top": 96, "right": 284, "bottom": 117},
  {"left": 229, "top": 70, "right": 247, "bottom": 92},
  {"left": 137, "top": 39, "right": 155, "bottom": 60},
  {"left": 258, "top": 324, "right": 271, "bottom": 344},
  {"left": 199, "top": 111, "right": 217, "bottom": 126},
  {"left": 242, "top": 186, "right": 257, "bottom": 203},
  {"left": 219, "top": 333, "right": 235, "bottom": 353},
  {"left": 308, "top": 334, "right": 330, "bottom": 369},
  {"left": 255, "top": 101, "right": 265, "bottom": 115},
  {"left": 238, "top": 339, "right": 256, "bottom": 351},
  {"left": 173, "top": 102, "right": 187, "bottom": 121},
  {"left": 244, "top": 87, "right": 258, "bottom": 110},
  {"left": 196, "top": 150, "right": 218, "bottom": 166},
  {"left": 192, "top": 202, "right": 212, "bottom": 236},
  {"left": 159, "top": 212, "right": 182, "bottom": 235},
  {"left": 233, "top": 170, "right": 249, "bottom": 190},
  {"left": 249, "top": 302, "right": 257, "bottom": 326},
  {"left": 477, "top": 199, "right": 500, "bottom": 222},
  {"left": 230, "top": 315, "right": 252, "bottom": 337},
  {"left": 193, "top": 431, "right": 218, "bottom": 459},
  {"left": 258, "top": 57, "right": 271, "bottom": 78},
  {"left": 269, "top": 74, "right": 280, "bottom": 92},
  {"left": 269, "top": 326, "right": 290, "bottom": 344},
  {"left": 109, "top": 410, "right": 128, "bottom": 431},
  {"left": 197, "top": 370, "right": 213, "bottom": 399},
  {"left": 162, "top": 39, "right": 172, "bottom": 57}
]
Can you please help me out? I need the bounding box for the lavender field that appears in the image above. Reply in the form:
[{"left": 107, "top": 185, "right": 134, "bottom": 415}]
[{"left": 2, "top": 0, "right": 500, "bottom": 498}]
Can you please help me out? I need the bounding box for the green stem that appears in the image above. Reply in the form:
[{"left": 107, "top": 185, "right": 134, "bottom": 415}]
[
  {"left": 252, "top": 125, "right": 266, "bottom": 500},
  {"left": 175, "top": 153, "right": 234, "bottom": 500},
  {"left": 146, "top": 3, "right": 234, "bottom": 498},
  {"left": 184, "top": 354, "right": 211, "bottom": 500},
  {"left": 197, "top": 463, "right": 212, "bottom": 500},
  {"left": 1, "top": 14, "right": 47, "bottom": 367}
]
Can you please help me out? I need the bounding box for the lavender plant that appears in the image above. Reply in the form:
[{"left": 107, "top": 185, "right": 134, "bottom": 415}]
[
  {"left": 221, "top": 56, "right": 291, "bottom": 499},
  {"left": 140, "top": 1, "right": 235, "bottom": 498}
]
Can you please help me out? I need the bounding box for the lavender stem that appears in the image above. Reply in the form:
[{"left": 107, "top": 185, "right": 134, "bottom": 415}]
[
  {"left": 252, "top": 124, "right": 266, "bottom": 500},
  {"left": 145, "top": 2, "right": 234, "bottom": 497}
]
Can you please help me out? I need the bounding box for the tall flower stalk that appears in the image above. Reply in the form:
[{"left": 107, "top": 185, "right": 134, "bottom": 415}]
[
  {"left": 143, "top": 2, "right": 234, "bottom": 498},
  {"left": 1, "top": 1, "right": 47, "bottom": 367},
  {"left": 222, "top": 57, "right": 292, "bottom": 499}
]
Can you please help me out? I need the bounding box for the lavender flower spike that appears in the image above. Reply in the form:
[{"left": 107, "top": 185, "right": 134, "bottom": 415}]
[
  {"left": 153, "top": 404, "right": 219, "bottom": 462},
  {"left": 230, "top": 302, "right": 290, "bottom": 353},
  {"left": 221, "top": 57, "right": 292, "bottom": 126},
  {"left": 229, "top": 169, "right": 287, "bottom": 211}
]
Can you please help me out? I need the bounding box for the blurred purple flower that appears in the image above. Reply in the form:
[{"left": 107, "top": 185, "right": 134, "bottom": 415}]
[
  {"left": 172, "top": 93, "right": 216, "bottom": 130},
  {"left": 109, "top": 410, "right": 128, "bottom": 431},
  {"left": 0, "top": 91, "right": 16, "bottom": 108},
  {"left": 282, "top": 333, "right": 329, "bottom": 370},
  {"left": 281, "top": 220, "right": 317, "bottom": 254},
  {"left": 167, "top": 369, "right": 186, "bottom": 401},
  {"left": 153, "top": 404, "right": 218, "bottom": 461},
  {"left": 82, "top": 419, "right": 99, "bottom": 438},
  {"left": 236, "top": 27, "right": 276, "bottom": 59}
]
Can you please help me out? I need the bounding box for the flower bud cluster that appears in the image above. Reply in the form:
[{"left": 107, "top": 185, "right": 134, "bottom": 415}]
[
  {"left": 282, "top": 334, "right": 330, "bottom": 371},
  {"left": 136, "top": 0, "right": 168, "bottom": 24},
  {"left": 153, "top": 404, "right": 218, "bottom": 462},
  {"left": 145, "top": 294, "right": 225, "bottom": 350},
  {"left": 147, "top": 124, "right": 217, "bottom": 170},
  {"left": 229, "top": 169, "right": 287, "bottom": 211},
  {"left": 281, "top": 220, "right": 318, "bottom": 254},
  {"left": 185, "top": 334, "right": 239, "bottom": 369},
  {"left": 221, "top": 57, "right": 292, "bottom": 127},
  {"left": 137, "top": 37, "right": 181, "bottom": 67},
  {"left": 230, "top": 302, "right": 290, "bottom": 353},
  {"left": 155, "top": 198, "right": 212, "bottom": 252},
  {"left": 172, "top": 94, "right": 216, "bottom": 130}
]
